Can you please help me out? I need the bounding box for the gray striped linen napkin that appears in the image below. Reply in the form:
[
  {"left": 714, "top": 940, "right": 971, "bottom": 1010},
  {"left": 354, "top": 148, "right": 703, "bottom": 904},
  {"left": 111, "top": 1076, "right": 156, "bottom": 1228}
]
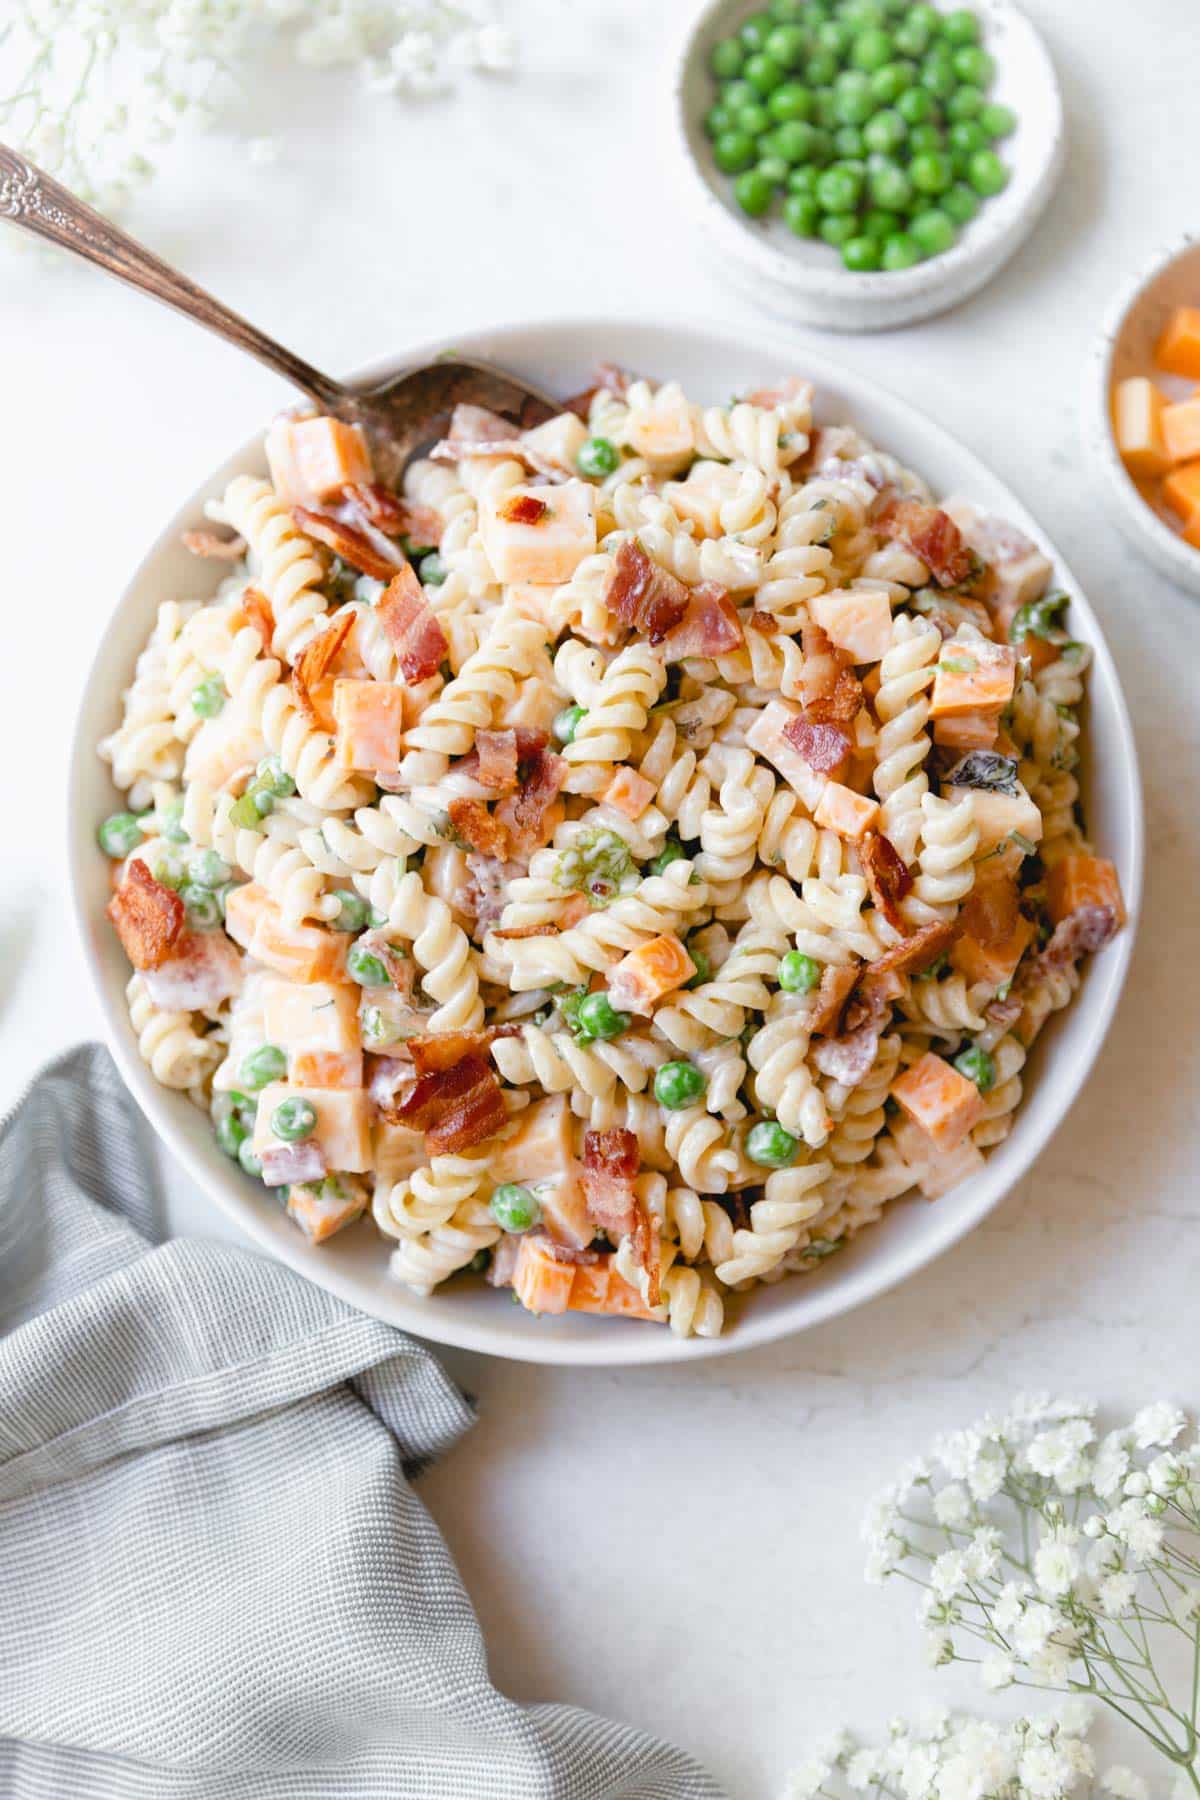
[{"left": 0, "top": 1046, "right": 723, "bottom": 1800}]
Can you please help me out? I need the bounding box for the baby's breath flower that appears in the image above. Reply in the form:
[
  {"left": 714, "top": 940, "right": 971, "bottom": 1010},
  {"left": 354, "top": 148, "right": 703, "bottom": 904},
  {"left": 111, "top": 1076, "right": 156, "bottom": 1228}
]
[
  {"left": 981, "top": 1653, "right": 1016, "bottom": 1691},
  {"left": 934, "top": 1483, "right": 972, "bottom": 1528},
  {"left": 1097, "top": 1572, "right": 1138, "bottom": 1618},
  {"left": 1133, "top": 1404, "right": 1186, "bottom": 1449},
  {"left": 1034, "top": 1528, "right": 1082, "bottom": 1599},
  {"left": 1103, "top": 1769, "right": 1150, "bottom": 1800}
]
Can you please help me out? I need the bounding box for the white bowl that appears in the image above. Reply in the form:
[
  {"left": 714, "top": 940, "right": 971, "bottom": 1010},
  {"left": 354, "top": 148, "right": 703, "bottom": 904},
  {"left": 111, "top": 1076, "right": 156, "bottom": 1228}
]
[
  {"left": 68, "top": 314, "right": 1143, "bottom": 1366},
  {"left": 1086, "top": 234, "right": 1200, "bottom": 597},
  {"left": 670, "top": 0, "right": 1065, "bottom": 332}
]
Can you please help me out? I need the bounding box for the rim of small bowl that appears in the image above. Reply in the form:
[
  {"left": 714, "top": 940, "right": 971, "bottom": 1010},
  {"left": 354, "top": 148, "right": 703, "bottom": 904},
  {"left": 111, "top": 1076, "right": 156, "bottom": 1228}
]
[
  {"left": 67, "top": 309, "right": 1143, "bottom": 1365},
  {"left": 1086, "top": 231, "right": 1200, "bottom": 597},
  {"left": 669, "top": 0, "right": 1065, "bottom": 320}
]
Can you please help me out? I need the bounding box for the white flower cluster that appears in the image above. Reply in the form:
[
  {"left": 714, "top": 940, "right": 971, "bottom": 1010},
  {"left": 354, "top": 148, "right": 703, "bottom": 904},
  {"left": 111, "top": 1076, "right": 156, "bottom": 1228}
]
[
  {"left": 782, "top": 1704, "right": 1157, "bottom": 1800},
  {"left": 1, "top": 0, "right": 515, "bottom": 223},
  {"left": 861, "top": 1396, "right": 1200, "bottom": 1777}
]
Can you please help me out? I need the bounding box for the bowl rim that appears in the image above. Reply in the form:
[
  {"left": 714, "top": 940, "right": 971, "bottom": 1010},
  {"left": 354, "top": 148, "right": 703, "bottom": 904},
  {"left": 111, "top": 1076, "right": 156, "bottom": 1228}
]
[
  {"left": 68, "top": 308, "right": 1145, "bottom": 1366},
  {"left": 1086, "top": 231, "right": 1200, "bottom": 596},
  {"left": 668, "top": 0, "right": 1065, "bottom": 306}
]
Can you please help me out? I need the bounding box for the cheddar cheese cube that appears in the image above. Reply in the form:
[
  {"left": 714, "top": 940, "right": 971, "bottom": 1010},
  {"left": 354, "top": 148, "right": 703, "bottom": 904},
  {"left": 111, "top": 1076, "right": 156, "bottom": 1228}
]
[
  {"left": 814, "top": 780, "right": 879, "bottom": 840},
  {"left": 263, "top": 977, "right": 362, "bottom": 1090},
  {"left": 1111, "top": 378, "right": 1171, "bottom": 479},
  {"left": 933, "top": 710, "right": 1000, "bottom": 751},
  {"left": 519, "top": 411, "right": 588, "bottom": 473},
  {"left": 1161, "top": 397, "right": 1200, "bottom": 465},
  {"left": 810, "top": 586, "right": 893, "bottom": 664},
  {"left": 372, "top": 1120, "right": 426, "bottom": 1185},
  {"left": 606, "top": 933, "right": 696, "bottom": 1016},
  {"left": 951, "top": 912, "right": 1035, "bottom": 988},
  {"left": 487, "top": 1093, "right": 591, "bottom": 1247},
  {"left": 225, "top": 883, "right": 347, "bottom": 984},
  {"left": 891, "top": 1051, "right": 984, "bottom": 1151},
  {"left": 286, "top": 1175, "right": 367, "bottom": 1243},
  {"left": 1045, "top": 854, "right": 1125, "bottom": 929},
  {"left": 602, "top": 767, "right": 657, "bottom": 820},
  {"left": 333, "top": 678, "right": 405, "bottom": 774},
  {"left": 479, "top": 480, "right": 596, "bottom": 584},
  {"left": 1163, "top": 460, "right": 1200, "bottom": 521},
  {"left": 942, "top": 498, "right": 1054, "bottom": 617},
  {"left": 251, "top": 1082, "right": 371, "bottom": 1172},
  {"left": 745, "top": 699, "right": 827, "bottom": 810},
  {"left": 512, "top": 1235, "right": 575, "bottom": 1315},
  {"left": 1156, "top": 306, "right": 1200, "bottom": 380},
  {"left": 265, "top": 414, "right": 372, "bottom": 507},
  {"left": 569, "top": 1260, "right": 660, "bottom": 1321},
  {"left": 930, "top": 640, "right": 1018, "bottom": 719}
]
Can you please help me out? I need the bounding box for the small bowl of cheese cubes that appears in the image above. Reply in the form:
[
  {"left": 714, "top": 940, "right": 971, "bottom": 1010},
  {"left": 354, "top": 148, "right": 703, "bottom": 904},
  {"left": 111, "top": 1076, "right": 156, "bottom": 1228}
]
[{"left": 1092, "top": 235, "right": 1200, "bottom": 596}]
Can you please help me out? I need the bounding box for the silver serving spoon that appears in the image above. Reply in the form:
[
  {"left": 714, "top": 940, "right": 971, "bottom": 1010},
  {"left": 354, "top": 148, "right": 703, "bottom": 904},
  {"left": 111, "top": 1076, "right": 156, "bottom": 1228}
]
[{"left": 0, "top": 146, "right": 559, "bottom": 482}]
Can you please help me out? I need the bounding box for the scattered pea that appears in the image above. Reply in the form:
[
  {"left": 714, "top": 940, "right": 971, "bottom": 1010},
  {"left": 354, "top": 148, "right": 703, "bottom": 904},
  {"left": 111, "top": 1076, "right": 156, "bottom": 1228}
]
[
  {"left": 576, "top": 992, "right": 631, "bottom": 1042},
  {"left": 271, "top": 1096, "right": 317, "bottom": 1142},
  {"left": 817, "top": 164, "right": 863, "bottom": 213},
  {"left": 940, "top": 8, "right": 981, "bottom": 44},
  {"left": 735, "top": 100, "right": 772, "bottom": 136},
  {"left": 241, "top": 1044, "right": 288, "bottom": 1092},
  {"left": 882, "top": 231, "right": 922, "bottom": 269},
  {"left": 187, "top": 848, "right": 231, "bottom": 889},
  {"left": 553, "top": 704, "right": 586, "bottom": 745},
  {"left": 190, "top": 673, "right": 226, "bottom": 718},
  {"left": 896, "top": 83, "right": 934, "bottom": 124},
  {"left": 710, "top": 37, "right": 745, "bottom": 79},
  {"left": 843, "top": 234, "right": 882, "bottom": 271},
  {"left": 779, "top": 950, "right": 821, "bottom": 993},
  {"left": 214, "top": 1100, "right": 249, "bottom": 1160},
  {"left": 649, "top": 837, "right": 686, "bottom": 875},
  {"left": 768, "top": 81, "right": 814, "bottom": 122},
  {"left": 714, "top": 128, "right": 756, "bottom": 174},
  {"left": 756, "top": 153, "right": 790, "bottom": 186},
  {"left": 869, "top": 61, "right": 914, "bottom": 104},
  {"left": 783, "top": 192, "right": 821, "bottom": 236},
  {"left": 947, "top": 82, "right": 984, "bottom": 119},
  {"left": 775, "top": 120, "right": 819, "bottom": 162},
  {"left": 734, "top": 169, "right": 774, "bottom": 215},
  {"left": 256, "top": 755, "right": 296, "bottom": 799},
  {"left": 347, "top": 941, "right": 390, "bottom": 986},
  {"left": 577, "top": 436, "right": 619, "bottom": 478},
  {"left": 910, "top": 206, "right": 957, "bottom": 256},
  {"left": 868, "top": 162, "right": 913, "bottom": 211},
  {"left": 864, "top": 107, "right": 907, "bottom": 154},
  {"left": 331, "top": 889, "right": 369, "bottom": 932},
  {"left": 967, "top": 147, "right": 1009, "bottom": 194},
  {"left": 180, "top": 883, "right": 222, "bottom": 929},
  {"left": 654, "top": 1061, "right": 707, "bottom": 1111},
  {"left": 686, "top": 948, "right": 712, "bottom": 988},
  {"left": 979, "top": 100, "right": 1016, "bottom": 138},
  {"left": 942, "top": 180, "right": 980, "bottom": 224},
  {"left": 490, "top": 1183, "right": 542, "bottom": 1233},
  {"left": 159, "top": 797, "right": 189, "bottom": 844},
  {"left": 954, "top": 1044, "right": 996, "bottom": 1092},
  {"left": 237, "top": 1139, "right": 264, "bottom": 1179},
  {"left": 787, "top": 163, "right": 820, "bottom": 194},
  {"left": 97, "top": 812, "right": 143, "bottom": 859},
  {"left": 764, "top": 23, "right": 807, "bottom": 68},
  {"left": 419, "top": 553, "right": 448, "bottom": 586},
  {"left": 746, "top": 1120, "right": 800, "bottom": 1168},
  {"left": 739, "top": 10, "right": 775, "bottom": 51},
  {"left": 833, "top": 125, "right": 867, "bottom": 159},
  {"left": 910, "top": 148, "right": 954, "bottom": 194},
  {"left": 819, "top": 213, "right": 858, "bottom": 247},
  {"left": 806, "top": 48, "right": 840, "bottom": 87},
  {"left": 953, "top": 44, "right": 994, "bottom": 85},
  {"left": 949, "top": 118, "right": 988, "bottom": 155}
]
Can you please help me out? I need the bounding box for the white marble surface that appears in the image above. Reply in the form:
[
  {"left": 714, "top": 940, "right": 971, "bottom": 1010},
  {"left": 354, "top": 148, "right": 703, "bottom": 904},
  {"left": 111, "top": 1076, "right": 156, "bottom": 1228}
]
[{"left": 4, "top": 2, "right": 1200, "bottom": 1792}]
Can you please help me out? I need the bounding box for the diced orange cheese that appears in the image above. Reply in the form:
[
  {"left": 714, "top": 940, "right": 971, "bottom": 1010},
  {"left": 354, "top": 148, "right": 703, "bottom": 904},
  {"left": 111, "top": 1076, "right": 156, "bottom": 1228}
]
[
  {"left": 225, "top": 883, "right": 347, "bottom": 984},
  {"left": 487, "top": 1093, "right": 591, "bottom": 1246},
  {"left": 1045, "top": 854, "right": 1126, "bottom": 929},
  {"left": 933, "top": 710, "right": 1000, "bottom": 751},
  {"left": 1161, "top": 397, "right": 1200, "bottom": 465},
  {"left": 811, "top": 587, "right": 892, "bottom": 664},
  {"left": 1183, "top": 512, "right": 1200, "bottom": 550},
  {"left": 891, "top": 1051, "right": 984, "bottom": 1151},
  {"left": 943, "top": 497, "right": 1054, "bottom": 617},
  {"left": 1156, "top": 307, "right": 1200, "bottom": 380},
  {"left": 1112, "top": 378, "right": 1171, "bottom": 479},
  {"left": 814, "top": 780, "right": 879, "bottom": 840},
  {"left": 286, "top": 1175, "right": 367, "bottom": 1243},
  {"left": 889, "top": 1112, "right": 985, "bottom": 1197},
  {"left": 265, "top": 414, "right": 372, "bottom": 507},
  {"left": 372, "top": 1120, "right": 426, "bottom": 1185},
  {"left": 1163, "top": 460, "right": 1200, "bottom": 521},
  {"left": 512, "top": 1235, "right": 575, "bottom": 1315},
  {"left": 263, "top": 977, "right": 362, "bottom": 1090},
  {"left": 930, "top": 640, "right": 1018, "bottom": 719},
  {"left": 946, "top": 784, "right": 1042, "bottom": 858},
  {"left": 745, "top": 699, "right": 827, "bottom": 809},
  {"left": 951, "top": 912, "right": 1035, "bottom": 987},
  {"left": 602, "top": 767, "right": 657, "bottom": 820},
  {"left": 606, "top": 933, "right": 696, "bottom": 1016},
  {"left": 251, "top": 1082, "right": 371, "bottom": 1172},
  {"left": 333, "top": 679, "right": 404, "bottom": 774},
  {"left": 568, "top": 1261, "right": 660, "bottom": 1321},
  {"left": 520, "top": 411, "right": 588, "bottom": 472},
  {"left": 479, "top": 479, "right": 596, "bottom": 584}
]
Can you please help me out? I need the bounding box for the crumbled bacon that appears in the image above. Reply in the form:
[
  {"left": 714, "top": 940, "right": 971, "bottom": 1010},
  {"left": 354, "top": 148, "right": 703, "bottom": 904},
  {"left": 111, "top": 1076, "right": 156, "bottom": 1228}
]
[
  {"left": 260, "top": 1142, "right": 326, "bottom": 1187},
  {"left": 864, "top": 919, "right": 959, "bottom": 981},
  {"left": 782, "top": 715, "right": 852, "bottom": 775},
  {"left": 143, "top": 928, "right": 242, "bottom": 1012},
  {"left": 810, "top": 1020, "right": 881, "bottom": 1088},
  {"left": 366, "top": 1055, "right": 413, "bottom": 1111},
  {"left": 798, "top": 622, "right": 850, "bottom": 707},
  {"left": 601, "top": 539, "right": 690, "bottom": 643},
  {"left": 859, "top": 832, "right": 913, "bottom": 931},
  {"left": 407, "top": 1025, "right": 517, "bottom": 1076},
  {"left": 107, "top": 860, "right": 185, "bottom": 971},
  {"left": 337, "top": 481, "right": 408, "bottom": 535},
  {"left": 230, "top": 585, "right": 275, "bottom": 650},
  {"left": 487, "top": 1233, "right": 522, "bottom": 1287},
  {"left": 356, "top": 930, "right": 415, "bottom": 994},
  {"left": 581, "top": 1128, "right": 640, "bottom": 1239},
  {"left": 290, "top": 611, "right": 356, "bottom": 725},
  {"left": 985, "top": 993, "right": 1024, "bottom": 1031},
  {"left": 498, "top": 492, "right": 549, "bottom": 526},
  {"left": 805, "top": 667, "right": 863, "bottom": 727},
  {"left": 388, "top": 1050, "right": 507, "bottom": 1154},
  {"left": 843, "top": 967, "right": 906, "bottom": 1034},
  {"left": 629, "top": 1205, "right": 661, "bottom": 1307},
  {"left": 1038, "top": 905, "right": 1121, "bottom": 971},
  {"left": 802, "top": 963, "right": 861, "bottom": 1035},
  {"left": 182, "top": 528, "right": 246, "bottom": 561},
  {"left": 473, "top": 728, "right": 519, "bottom": 792},
  {"left": 658, "top": 582, "right": 745, "bottom": 661},
  {"left": 494, "top": 747, "right": 566, "bottom": 856},
  {"left": 748, "top": 610, "right": 779, "bottom": 636},
  {"left": 878, "top": 498, "right": 976, "bottom": 589},
  {"left": 376, "top": 563, "right": 448, "bottom": 684},
  {"left": 447, "top": 797, "right": 510, "bottom": 859},
  {"left": 526, "top": 1232, "right": 601, "bottom": 1265},
  {"left": 457, "top": 853, "right": 527, "bottom": 936},
  {"left": 291, "top": 505, "right": 402, "bottom": 581},
  {"left": 395, "top": 500, "right": 444, "bottom": 548}
]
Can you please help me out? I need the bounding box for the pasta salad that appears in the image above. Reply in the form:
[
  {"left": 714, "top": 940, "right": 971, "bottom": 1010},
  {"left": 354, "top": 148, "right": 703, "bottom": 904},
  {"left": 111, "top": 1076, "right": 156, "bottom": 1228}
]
[{"left": 97, "top": 367, "right": 1125, "bottom": 1338}]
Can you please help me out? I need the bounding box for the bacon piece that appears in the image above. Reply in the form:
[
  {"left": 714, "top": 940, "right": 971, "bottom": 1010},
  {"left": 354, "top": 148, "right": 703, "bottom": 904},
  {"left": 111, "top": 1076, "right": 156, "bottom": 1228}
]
[
  {"left": 985, "top": 992, "right": 1024, "bottom": 1031},
  {"left": 143, "top": 929, "right": 242, "bottom": 1012},
  {"left": 804, "top": 667, "right": 863, "bottom": 727},
  {"left": 388, "top": 1051, "right": 507, "bottom": 1154},
  {"left": 748, "top": 609, "right": 779, "bottom": 636},
  {"left": 376, "top": 563, "right": 449, "bottom": 684},
  {"left": 581, "top": 1128, "right": 640, "bottom": 1239},
  {"left": 337, "top": 481, "right": 406, "bottom": 536},
  {"left": 562, "top": 362, "right": 636, "bottom": 421},
  {"left": 487, "top": 1233, "right": 522, "bottom": 1287},
  {"left": 353, "top": 929, "right": 415, "bottom": 995},
  {"left": 447, "top": 797, "right": 509, "bottom": 859},
  {"left": 475, "top": 728, "right": 519, "bottom": 792},
  {"left": 107, "top": 860, "right": 185, "bottom": 971},
  {"left": 810, "top": 1020, "right": 881, "bottom": 1088},
  {"left": 601, "top": 539, "right": 690, "bottom": 643},
  {"left": 864, "top": 919, "right": 959, "bottom": 981},
  {"left": 1039, "top": 905, "right": 1121, "bottom": 971},
  {"left": 230, "top": 584, "right": 275, "bottom": 650},
  {"left": 494, "top": 747, "right": 566, "bottom": 856},
  {"left": 878, "top": 498, "right": 976, "bottom": 589},
  {"left": 291, "top": 610, "right": 356, "bottom": 725},
  {"left": 457, "top": 853, "right": 527, "bottom": 937},
  {"left": 782, "top": 714, "right": 852, "bottom": 775},
  {"left": 182, "top": 528, "right": 246, "bottom": 561},
  {"left": 366, "top": 1055, "right": 413, "bottom": 1111},
  {"left": 498, "top": 492, "right": 549, "bottom": 526},
  {"left": 802, "top": 963, "right": 861, "bottom": 1035},
  {"left": 859, "top": 832, "right": 913, "bottom": 931},
  {"left": 291, "top": 506, "right": 401, "bottom": 581},
  {"left": 629, "top": 1205, "right": 661, "bottom": 1307},
  {"left": 658, "top": 582, "right": 745, "bottom": 661},
  {"left": 798, "top": 622, "right": 850, "bottom": 708},
  {"left": 407, "top": 1026, "right": 516, "bottom": 1077},
  {"left": 260, "top": 1141, "right": 326, "bottom": 1188}
]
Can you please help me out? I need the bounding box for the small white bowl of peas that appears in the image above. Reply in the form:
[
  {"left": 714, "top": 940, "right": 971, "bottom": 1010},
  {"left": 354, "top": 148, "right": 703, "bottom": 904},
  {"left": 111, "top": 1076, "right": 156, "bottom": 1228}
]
[{"left": 671, "top": 0, "right": 1065, "bottom": 332}]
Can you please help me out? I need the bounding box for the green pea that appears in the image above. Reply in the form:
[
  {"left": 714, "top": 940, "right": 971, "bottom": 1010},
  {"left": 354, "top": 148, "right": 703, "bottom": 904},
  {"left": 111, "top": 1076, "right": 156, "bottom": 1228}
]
[
  {"left": 920, "top": 53, "right": 958, "bottom": 98},
  {"left": 769, "top": 0, "right": 807, "bottom": 18},
  {"left": 271, "top": 1096, "right": 317, "bottom": 1143},
  {"left": 832, "top": 82, "right": 874, "bottom": 126},
  {"left": 783, "top": 192, "right": 821, "bottom": 235},
  {"left": 787, "top": 163, "right": 820, "bottom": 193},
  {"left": 779, "top": 950, "right": 821, "bottom": 992},
  {"left": 255, "top": 754, "right": 296, "bottom": 799},
  {"left": 97, "top": 812, "right": 143, "bottom": 859},
  {"left": 159, "top": 797, "right": 189, "bottom": 844},
  {"left": 237, "top": 1138, "right": 264, "bottom": 1179},
  {"left": 868, "top": 162, "right": 913, "bottom": 211},
  {"left": 807, "top": 125, "right": 835, "bottom": 163},
  {"left": 805, "top": 49, "right": 840, "bottom": 87},
  {"left": 953, "top": 44, "right": 994, "bottom": 85},
  {"left": 186, "top": 848, "right": 230, "bottom": 889},
  {"left": 870, "top": 60, "right": 915, "bottom": 103},
  {"left": 863, "top": 206, "right": 903, "bottom": 238},
  {"left": 654, "top": 1061, "right": 707, "bottom": 1111},
  {"left": 705, "top": 102, "right": 733, "bottom": 140},
  {"left": 347, "top": 941, "right": 390, "bottom": 987},
  {"left": 740, "top": 10, "right": 775, "bottom": 50},
  {"left": 214, "top": 1101, "right": 249, "bottom": 1160},
  {"left": 775, "top": 119, "right": 819, "bottom": 163},
  {"left": 686, "top": 948, "right": 712, "bottom": 988},
  {"left": 180, "top": 883, "right": 221, "bottom": 928},
  {"left": 947, "top": 83, "right": 984, "bottom": 120},
  {"left": 908, "top": 122, "right": 946, "bottom": 154},
  {"left": 190, "top": 673, "right": 227, "bottom": 718},
  {"left": 240, "top": 1043, "right": 288, "bottom": 1091},
  {"left": 576, "top": 437, "right": 619, "bottom": 481},
  {"left": 896, "top": 83, "right": 934, "bottom": 124},
  {"left": 842, "top": 0, "right": 887, "bottom": 27},
  {"left": 768, "top": 80, "right": 814, "bottom": 122},
  {"left": 813, "top": 18, "right": 851, "bottom": 57},
  {"left": 910, "top": 149, "right": 953, "bottom": 194},
  {"left": 811, "top": 87, "right": 839, "bottom": 129},
  {"left": 910, "top": 207, "right": 957, "bottom": 256},
  {"left": 577, "top": 992, "right": 631, "bottom": 1042},
  {"left": 734, "top": 99, "right": 772, "bottom": 135},
  {"left": 863, "top": 107, "right": 906, "bottom": 154},
  {"left": 327, "top": 889, "right": 367, "bottom": 933},
  {"left": 967, "top": 148, "right": 1009, "bottom": 194},
  {"left": 816, "top": 164, "right": 862, "bottom": 212},
  {"left": 765, "top": 23, "right": 808, "bottom": 68},
  {"left": 229, "top": 791, "right": 265, "bottom": 832},
  {"left": 979, "top": 101, "right": 1016, "bottom": 139},
  {"left": 714, "top": 129, "right": 756, "bottom": 174},
  {"left": 490, "top": 1182, "right": 542, "bottom": 1233},
  {"left": 954, "top": 1044, "right": 996, "bottom": 1093},
  {"left": 151, "top": 851, "right": 185, "bottom": 889},
  {"left": 893, "top": 18, "right": 932, "bottom": 58},
  {"left": 842, "top": 236, "right": 882, "bottom": 271},
  {"left": 881, "top": 231, "right": 922, "bottom": 270},
  {"left": 711, "top": 37, "right": 745, "bottom": 78},
  {"left": 940, "top": 9, "right": 981, "bottom": 45},
  {"left": 819, "top": 213, "right": 857, "bottom": 247},
  {"left": 744, "top": 51, "right": 785, "bottom": 96},
  {"left": 850, "top": 26, "right": 893, "bottom": 71},
  {"left": 942, "top": 180, "right": 980, "bottom": 224},
  {"left": 722, "top": 79, "right": 757, "bottom": 111},
  {"left": 909, "top": 5, "right": 944, "bottom": 39},
  {"left": 649, "top": 837, "right": 685, "bottom": 875},
  {"left": 949, "top": 118, "right": 988, "bottom": 155},
  {"left": 419, "top": 552, "right": 448, "bottom": 586},
  {"left": 746, "top": 1120, "right": 799, "bottom": 1168},
  {"left": 734, "top": 168, "right": 774, "bottom": 215},
  {"left": 549, "top": 705, "right": 583, "bottom": 749},
  {"left": 756, "top": 154, "right": 790, "bottom": 186}
]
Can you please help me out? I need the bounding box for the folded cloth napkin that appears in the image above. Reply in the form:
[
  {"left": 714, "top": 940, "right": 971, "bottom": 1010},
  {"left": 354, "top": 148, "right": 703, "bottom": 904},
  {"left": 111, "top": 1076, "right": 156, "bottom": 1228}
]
[{"left": 0, "top": 1047, "right": 723, "bottom": 1800}]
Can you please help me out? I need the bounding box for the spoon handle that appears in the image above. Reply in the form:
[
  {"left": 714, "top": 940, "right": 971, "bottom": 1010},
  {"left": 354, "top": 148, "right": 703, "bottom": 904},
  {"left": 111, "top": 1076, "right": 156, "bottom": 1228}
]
[{"left": 0, "top": 146, "right": 350, "bottom": 413}]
